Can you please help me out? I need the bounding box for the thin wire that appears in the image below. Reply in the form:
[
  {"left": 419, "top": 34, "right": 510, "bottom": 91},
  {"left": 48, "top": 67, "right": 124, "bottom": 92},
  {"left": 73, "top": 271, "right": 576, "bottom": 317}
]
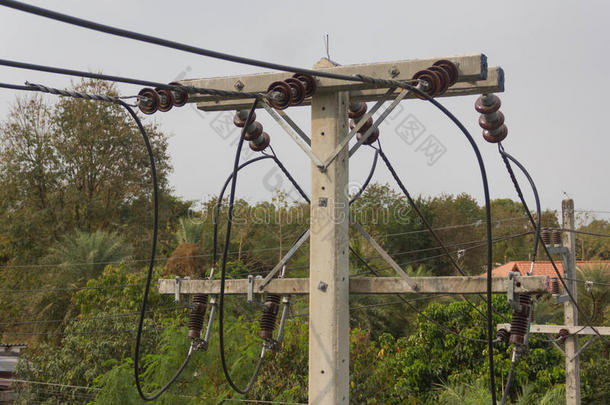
[
  {"left": 0, "top": 305, "right": 184, "bottom": 327},
  {"left": 383, "top": 215, "right": 528, "bottom": 237},
  {"left": 563, "top": 277, "right": 610, "bottom": 287},
  {"left": 552, "top": 228, "right": 610, "bottom": 238}
]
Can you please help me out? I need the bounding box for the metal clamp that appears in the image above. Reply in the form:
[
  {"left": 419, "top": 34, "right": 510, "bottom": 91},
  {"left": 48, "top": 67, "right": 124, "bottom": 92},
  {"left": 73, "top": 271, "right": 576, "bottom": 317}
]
[
  {"left": 507, "top": 271, "right": 521, "bottom": 311},
  {"left": 174, "top": 276, "right": 190, "bottom": 304}
]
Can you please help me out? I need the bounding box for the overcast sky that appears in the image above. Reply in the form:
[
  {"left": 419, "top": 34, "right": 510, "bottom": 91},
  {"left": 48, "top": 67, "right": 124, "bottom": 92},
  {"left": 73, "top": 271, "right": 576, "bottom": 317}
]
[{"left": 1, "top": 0, "right": 608, "bottom": 221}]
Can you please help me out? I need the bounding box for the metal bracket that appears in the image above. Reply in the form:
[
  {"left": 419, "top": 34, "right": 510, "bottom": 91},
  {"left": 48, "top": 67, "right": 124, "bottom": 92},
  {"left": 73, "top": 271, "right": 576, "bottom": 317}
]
[
  {"left": 555, "top": 294, "right": 570, "bottom": 304},
  {"left": 174, "top": 276, "right": 190, "bottom": 304},
  {"left": 507, "top": 271, "right": 521, "bottom": 311}
]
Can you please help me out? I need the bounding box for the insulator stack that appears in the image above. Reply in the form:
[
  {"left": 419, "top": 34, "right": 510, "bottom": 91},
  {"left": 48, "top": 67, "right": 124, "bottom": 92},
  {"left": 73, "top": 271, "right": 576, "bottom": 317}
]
[
  {"left": 411, "top": 59, "right": 458, "bottom": 99},
  {"left": 496, "top": 328, "right": 510, "bottom": 343},
  {"left": 188, "top": 294, "right": 208, "bottom": 339},
  {"left": 259, "top": 294, "right": 281, "bottom": 341},
  {"left": 233, "top": 110, "right": 271, "bottom": 152},
  {"left": 475, "top": 94, "right": 508, "bottom": 143},
  {"left": 137, "top": 84, "right": 189, "bottom": 114},
  {"left": 551, "top": 277, "right": 560, "bottom": 295},
  {"left": 557, "top": 328, "right": 570, "bottom": 344},
  {"left": 267, "top": 74, "right": 316, "bottom": 110},
  {"left": 541, "top": 228, "right": 551, "bottom": 246},
  {"left": 509, "top": 294, "right": 532, "bottom": 345},
  {"left": 552, "top": 229, "right": 562, "bottom": 246},
  {"left": 348, "top": 102, "right": 379, "bottom": 145}
]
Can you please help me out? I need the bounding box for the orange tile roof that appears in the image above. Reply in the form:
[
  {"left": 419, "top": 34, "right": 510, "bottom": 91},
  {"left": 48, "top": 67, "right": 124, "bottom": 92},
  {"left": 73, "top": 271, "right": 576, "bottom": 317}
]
[{"left": 486, "top": 260, "right": 609, "bottom": 278}]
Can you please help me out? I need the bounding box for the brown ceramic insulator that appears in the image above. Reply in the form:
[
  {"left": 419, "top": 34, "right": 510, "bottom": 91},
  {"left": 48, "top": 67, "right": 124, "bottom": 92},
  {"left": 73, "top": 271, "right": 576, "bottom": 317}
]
[
  {"left": 556, "top": 328, "right": 570, "bottom": 344},
  {"left": 233, "top": 110, "right": 257, "bottom": 127},
  {"left": 292, "top": 73, "right": 316, "bottom": 97},
  {"left": 168, "top": 82, "right": 188, "bottom": 107},
  {"left": 348, "top": 102, "right": 367, "bottom": 119},
  {"left": 427, "top": 66, "right": 450, "bottom": 95},
  {"left": 244, "top": 121, "right": 263, "bottom": 141},
  {"left": 509, "top": 294, "right": 532, "bottom": 345},
  {"left": 188, "top": 294, "right": 208, "bottom": 339},
  {"left": 412, "top": 69, "right": 440, "bottom": 98},
  {"left": 155, "top": 88, "right": 175, "bottom": 112},
  {"left": 259, "top": 294, "right": 281, "bottom": 341},
  {"left": 479, "top": 111, "right": 505, "bottom": 131},
  {"left": 552, "top": 229, "right": 562, "bottom": 246},
  {"left": 496, "top": 328, "right": 510, "bottom": 343},
  {"left": 482, "top": 124, "right": 508, "bottom": 143},
  {"left": 350, "top": 117, "right": 373, "bottom": 133},
  {"left": 475, "top": 94, "right": 501, "bottom": 114},
  {"left": 138, "top": 88, "right": 160, "bottom": 115},
  {"left": 432, "top": 60, "right": 458, "bottom": 86},
  {"left": 249, "top": 131, "right": 270, "bottom": 152},
  {"left": 284, "top": 77, "right": 306, "bottom": 106},
  {"left": 356, "top": 127, "right": 379, "bottom": 145},
  {"left": 267, "top": 81, "right": 292, "bottom": 110},
  {"left": 541, "top": 228, "right": 551, "bottom": 245},
  {"left": 551, "top": 278, "right": 560, "bottom": 295}
]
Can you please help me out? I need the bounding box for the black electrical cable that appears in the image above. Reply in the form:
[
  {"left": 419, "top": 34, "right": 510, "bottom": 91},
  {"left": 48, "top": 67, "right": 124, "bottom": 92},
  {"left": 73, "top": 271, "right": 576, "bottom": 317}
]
[
  {"left": 120, "top": 101, "right": 193, "bottom": 401},
  {"left": 216, "top": 99, "right": 265, "bottom": 394},
  {"left": 497, "top": 144, "right": 604, "bottom": 341},
  {"left": 376, "top": 146, "right": 508, "bottom": 323},
  {"left": 499, "top": 357, "right": 517, "bottom": 405},
  {"left": 0, "top": 58, "right": 259, "bottom": 99},
  {"left": 373, "top": 110, "right": 497, "bottom": 403},
  {"left": 0, "top": 81, "right": 189, "bottom": 401},
  {"left": 0, "top": 0, "right": 410, "bottom": 87},
  {"left": 498, "top": 144, "right": 540, "bottom": 266},
  {"left": 349, "top": 148, "right": 379, "bottom": 205}
]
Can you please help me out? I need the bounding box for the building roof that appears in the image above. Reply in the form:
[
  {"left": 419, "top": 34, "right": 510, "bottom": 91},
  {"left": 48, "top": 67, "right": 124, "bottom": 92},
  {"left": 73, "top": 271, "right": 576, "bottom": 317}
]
[{"left": 487, "top": 260, "right": 609, "bottom": 278}]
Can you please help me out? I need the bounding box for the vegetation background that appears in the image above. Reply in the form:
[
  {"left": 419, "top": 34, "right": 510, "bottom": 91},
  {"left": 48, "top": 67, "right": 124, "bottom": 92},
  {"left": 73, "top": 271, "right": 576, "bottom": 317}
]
[{"left": 0, "top": 82, "right": 608, "bottom": 404}]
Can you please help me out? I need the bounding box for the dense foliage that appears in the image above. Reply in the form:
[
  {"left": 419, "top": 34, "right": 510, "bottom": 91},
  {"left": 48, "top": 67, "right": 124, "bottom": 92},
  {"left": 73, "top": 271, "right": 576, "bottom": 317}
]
[{"left": 1, "top": 84, "right": 608, "bottom": 404}]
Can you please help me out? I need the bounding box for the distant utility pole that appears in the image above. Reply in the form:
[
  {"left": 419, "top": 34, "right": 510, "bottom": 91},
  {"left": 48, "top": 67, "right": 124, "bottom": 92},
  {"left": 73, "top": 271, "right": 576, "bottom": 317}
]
[
  {"left": 159, "top": 54, "right": 556, "bottom": 404},
  {"left": 497, "top": 198, "right": 610, "bottom": 405},
  {"left": 562, "top": 199, "right": 580, "bottom": 405}
]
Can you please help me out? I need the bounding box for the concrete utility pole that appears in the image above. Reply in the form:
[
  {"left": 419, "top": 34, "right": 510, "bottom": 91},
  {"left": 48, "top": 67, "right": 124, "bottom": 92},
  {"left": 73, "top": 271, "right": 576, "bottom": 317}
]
[
  {"left": 562, "top": 199, "right": 580, "bottom": 405},
  {"left": 158, "top": 54, "right": 558, "bottom": 404},
  {"left": 308, "top": 58, "right": 350, "bottom": 404}
]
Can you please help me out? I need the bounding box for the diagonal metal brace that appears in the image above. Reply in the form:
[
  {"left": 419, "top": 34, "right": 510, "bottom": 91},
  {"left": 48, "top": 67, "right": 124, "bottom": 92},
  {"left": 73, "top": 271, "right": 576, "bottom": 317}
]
[
  {"left": 321, "top": 87, "right": 396, "bottom": 170},
  {"left": 349, "top": 218, "right": 418, "bottom": 291},
  {"left": 259, "top": 229, "right": 310, "bottom": 290},
  {"left": 261, "top": 101, "right": 324, "bottom": 168}
]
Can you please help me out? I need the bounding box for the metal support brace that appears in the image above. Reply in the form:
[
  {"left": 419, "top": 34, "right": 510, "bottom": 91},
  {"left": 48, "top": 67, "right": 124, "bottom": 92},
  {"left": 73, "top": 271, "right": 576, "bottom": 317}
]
[
  {"left": 259, "top": 229, "right": 310, "bottom": 289},
  {"left": 350, "top": 218, "right": 418, "bottom": 290},
  {"left": 321, "top": 87, "right": 396, "bottom": 170},
  {"left": 569, "top": 335, "right": 598, "bottom": 362},
  {"left": 261, "top": 101, "right": 324, "bottom": 168}
]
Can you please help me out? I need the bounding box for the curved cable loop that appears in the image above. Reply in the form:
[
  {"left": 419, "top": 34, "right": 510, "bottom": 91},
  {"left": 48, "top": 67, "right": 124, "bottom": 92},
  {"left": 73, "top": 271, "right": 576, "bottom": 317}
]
[{"left": 119, "top": 101, "right": 194, "bottom": 401}]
